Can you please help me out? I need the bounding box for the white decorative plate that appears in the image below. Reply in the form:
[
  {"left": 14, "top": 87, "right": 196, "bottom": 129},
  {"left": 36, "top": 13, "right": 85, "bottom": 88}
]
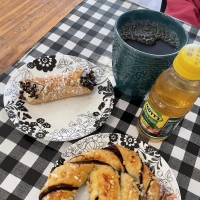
[
  {"left": 4, "top": 55, "right": 114, "bottom": 141},
  {"left": 53, "top": 133, "right": 181, "bottom": 200}
]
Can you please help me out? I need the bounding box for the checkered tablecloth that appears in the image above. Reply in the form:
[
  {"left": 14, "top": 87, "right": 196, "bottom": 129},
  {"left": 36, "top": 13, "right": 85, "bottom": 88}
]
[{"left": 0, "top": 0, "right": 200, "bottom": 199}]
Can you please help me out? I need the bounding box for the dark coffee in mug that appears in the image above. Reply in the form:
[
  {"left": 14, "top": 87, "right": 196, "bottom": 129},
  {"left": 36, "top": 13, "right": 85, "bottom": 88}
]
[
  {"left": 112, "top": 10, "right": 188, "bottom": 99},
  {"left": 119, "top": 20, "right": 179, "bottom": 55}
]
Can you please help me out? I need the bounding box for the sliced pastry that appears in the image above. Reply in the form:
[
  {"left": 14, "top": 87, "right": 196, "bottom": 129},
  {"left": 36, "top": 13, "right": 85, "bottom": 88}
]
[
  {"left": 146, "top": 176, "right": 163, "bottom": 200},
  {"left": 40, "top": 189, "right": 76, "bottom": 200},
  {"left": 161, "top": 192, "right": 179, "bottom": 200},
  {"left": 87, "top": 165, "right": 121, "bottom": 200},
  {"left": 69, "top": 149, "right": 124, "bottom": 172},
  {"left": 114, "top": 144, "right": 143, "bottom": 184},
  {"left": 19, "top": 68, "right": 96, "bottom": 104},
  {"left": 140, "top": 163, "right": 154, "bottom": 196},
  {"left": 120, "top": 172, "right": 140, "bottom": 200},
  {"left": 39, "top": 144, "right": 179, "bottom": 200},
  {"left": 39, "top": 162, "right": 94, "bottom": 200}
]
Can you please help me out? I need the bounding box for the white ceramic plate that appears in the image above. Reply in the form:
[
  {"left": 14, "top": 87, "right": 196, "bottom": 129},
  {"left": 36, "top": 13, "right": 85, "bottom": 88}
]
[
  {"left": 54, "top": 133, "right": 181, "bottom": 200},
  {"left": 4, "top": 55, "right": 114, "bottom": 141}
]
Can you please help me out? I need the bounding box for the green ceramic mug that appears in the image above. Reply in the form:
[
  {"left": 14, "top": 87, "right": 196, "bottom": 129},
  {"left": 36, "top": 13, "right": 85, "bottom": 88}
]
[{"left": 112, "top": 10, "right": 188, "bottom": 99}]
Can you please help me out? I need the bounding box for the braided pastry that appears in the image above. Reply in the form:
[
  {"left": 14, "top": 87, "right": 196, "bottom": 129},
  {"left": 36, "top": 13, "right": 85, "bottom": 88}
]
[
  {"left": 39, "top": 144, "right": 179, "bottom": 200},
  {"left": 120, "top": 172, "right": 140, "bottom": 200},
  {"left": 87, "top": 165, "right": 121, "bottom": 200},
  {"left": 19, "top": 68, "right": 96, "bottom": 104},
  {"left": 39, "top": 162, "right": 94, "bottom": 200},
  {"left": 70, "top": 148, "right": 124, "bottom": 172}
]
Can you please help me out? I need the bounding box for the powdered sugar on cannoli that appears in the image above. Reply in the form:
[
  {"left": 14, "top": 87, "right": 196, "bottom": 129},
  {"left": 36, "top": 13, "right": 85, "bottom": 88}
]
[{"left": 19, "top": 68, "right": 97, "bottom": 104}]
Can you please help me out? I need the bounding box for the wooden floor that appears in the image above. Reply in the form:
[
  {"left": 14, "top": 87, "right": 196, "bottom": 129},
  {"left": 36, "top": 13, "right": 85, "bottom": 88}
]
[{"left": 0, "top": 0, "right": 83, "bottom": 74}]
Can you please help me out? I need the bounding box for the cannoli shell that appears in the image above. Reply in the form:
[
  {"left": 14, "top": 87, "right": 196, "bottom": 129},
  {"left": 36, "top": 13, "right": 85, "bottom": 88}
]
[{"left": 24, "top": 68, "right": 92, "bottom": 104}]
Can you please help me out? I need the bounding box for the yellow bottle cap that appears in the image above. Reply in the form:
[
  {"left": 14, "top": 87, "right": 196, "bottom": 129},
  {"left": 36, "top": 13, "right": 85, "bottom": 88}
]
[{"left": 173, "top": 44, "right": 200, "bottom": 80}]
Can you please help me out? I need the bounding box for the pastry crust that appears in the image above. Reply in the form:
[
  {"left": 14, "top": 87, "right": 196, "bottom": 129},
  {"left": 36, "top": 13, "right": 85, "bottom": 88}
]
[
  {"left": 120, "top": 172, "right": 140, "bottom": 200},
  {"left": 141, "top": 164, "right": 154, "bottom": 195},
  {"left": 39, "top": 162, "right": 94, "bottom": 200},
  {"left": 88, "top": 165, "right": 120, "bottom": 200},
  {"left": 41, "top": 190, "right": 76, "bottom": 200},
  {"left": 146, "top": 177, "right": 163, "bottom": 200},
  {"left": 115, "top": 144, "right": 142, "bottom": 183},
  {"left": 40, "top": 145, "right": 179, "bottom": 200},
  {"left": 69, "top": 149, "right": 124, "bottom": 172},
  {"left": 19, "top": 68, "right": 96, "bottom": 104},
  {"left": 161, "top": 192, "right": 179, "bottom": 200}
]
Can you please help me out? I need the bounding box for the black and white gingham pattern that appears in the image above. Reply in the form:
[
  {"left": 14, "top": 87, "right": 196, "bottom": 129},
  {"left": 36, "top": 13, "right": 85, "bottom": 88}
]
[{"left": 0, "top": 0, "right": 200, "bottom": 199}]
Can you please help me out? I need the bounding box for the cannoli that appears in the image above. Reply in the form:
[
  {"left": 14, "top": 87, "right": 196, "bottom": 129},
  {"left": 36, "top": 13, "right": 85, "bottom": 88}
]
[{"left": 19, "top": 68, "right": 97, "bottom": 104}]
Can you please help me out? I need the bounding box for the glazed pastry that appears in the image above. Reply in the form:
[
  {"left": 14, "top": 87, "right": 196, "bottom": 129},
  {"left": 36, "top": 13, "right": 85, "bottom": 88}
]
[
  {"left": 19, "top": 68, "right": 96, "bottom": 104},
  {"left": 140, "top": 163, "right": 154, "bottom": 196},
  {"left": 39, "top": 162, "right": 94, "bottom": 200},
  {"left": 146, "top": 176, "right": 163, "bottom": 200},
  {"left": 114, "top": 144, "right": 143, "bottom": 183},
  {"left": 40, "top": 190, "right": 76, "bottom": 200},
  {"left": 39, "top": 145, "right": 179, "bottom": 200},
  {"left": 141, "top": 167, "right": 177, "bottom": 200},
  {"left": 69, "top": 148, "right": 125, "bottom": 172},
  {"left": 120, "top": 172, "right": 140, "bottom": 200},
  {"left": 161, "top": 192, "right": 179, "bottom": 200},
  {"left": 87, "top": 165, "right": 121, "bottom": 200}
]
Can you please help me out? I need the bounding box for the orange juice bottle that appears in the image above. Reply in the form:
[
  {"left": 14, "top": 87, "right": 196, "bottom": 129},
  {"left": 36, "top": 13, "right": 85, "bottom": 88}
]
[{"left": 137, "top": 44, "right": 200, "bottom": 141}]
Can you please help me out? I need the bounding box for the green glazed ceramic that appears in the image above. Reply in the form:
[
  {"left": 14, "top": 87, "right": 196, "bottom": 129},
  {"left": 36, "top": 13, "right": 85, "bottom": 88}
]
[{"left": 112, "top": 9, "right": 188, "bottom": 99}]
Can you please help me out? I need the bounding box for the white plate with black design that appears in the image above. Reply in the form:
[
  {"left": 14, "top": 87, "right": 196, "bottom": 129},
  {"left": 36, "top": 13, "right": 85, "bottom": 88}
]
[
  {"left": 53, "top": 133, "right": 181, "bottom": 200},
  {"left": 4, "top": 55, "right": 114, "bottom": 141}
]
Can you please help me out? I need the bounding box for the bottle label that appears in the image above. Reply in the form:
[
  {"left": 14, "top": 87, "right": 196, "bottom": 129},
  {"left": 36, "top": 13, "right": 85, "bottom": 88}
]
[{"left": 139, "top": 97, "right": 183, "bottom": 138}]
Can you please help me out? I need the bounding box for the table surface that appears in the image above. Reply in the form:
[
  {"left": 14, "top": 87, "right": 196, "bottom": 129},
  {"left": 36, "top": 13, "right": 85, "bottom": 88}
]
[{"left": 0, "top": 0, "right": 200, "bottom": 200}]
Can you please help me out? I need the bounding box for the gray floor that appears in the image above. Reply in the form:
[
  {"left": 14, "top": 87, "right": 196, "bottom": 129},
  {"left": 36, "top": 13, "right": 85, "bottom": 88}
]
[{"left": 129, "top": 0, "right": 162, "bottom": 11}]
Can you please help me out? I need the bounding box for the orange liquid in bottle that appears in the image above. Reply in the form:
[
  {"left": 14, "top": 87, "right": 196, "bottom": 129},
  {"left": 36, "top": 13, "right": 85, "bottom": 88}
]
[
  {"left": 137, "top": 67, "right": 200, "bottom": 141},
  {"left": 150, "top": 68, "right": 200, "bottom": 118}
]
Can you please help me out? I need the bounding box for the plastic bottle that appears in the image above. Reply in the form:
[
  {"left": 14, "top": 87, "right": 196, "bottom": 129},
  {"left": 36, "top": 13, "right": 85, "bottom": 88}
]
[{"left": 137, "top": 44, "right": 200, "bottom": 141}]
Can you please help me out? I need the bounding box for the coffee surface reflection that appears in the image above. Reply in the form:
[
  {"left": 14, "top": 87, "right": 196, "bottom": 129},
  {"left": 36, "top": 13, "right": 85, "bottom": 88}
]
[{"left": 119, "top": 20, "right": 178, "bottom": 55}]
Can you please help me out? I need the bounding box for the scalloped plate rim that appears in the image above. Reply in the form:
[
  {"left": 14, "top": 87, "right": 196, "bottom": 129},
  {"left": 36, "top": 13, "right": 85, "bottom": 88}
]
[
  {"left": 3, "top": 55, "right": 115, "bottom": 141},
  {"left": 59, "top": 132, "right": 181, "bottom": 200}
]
